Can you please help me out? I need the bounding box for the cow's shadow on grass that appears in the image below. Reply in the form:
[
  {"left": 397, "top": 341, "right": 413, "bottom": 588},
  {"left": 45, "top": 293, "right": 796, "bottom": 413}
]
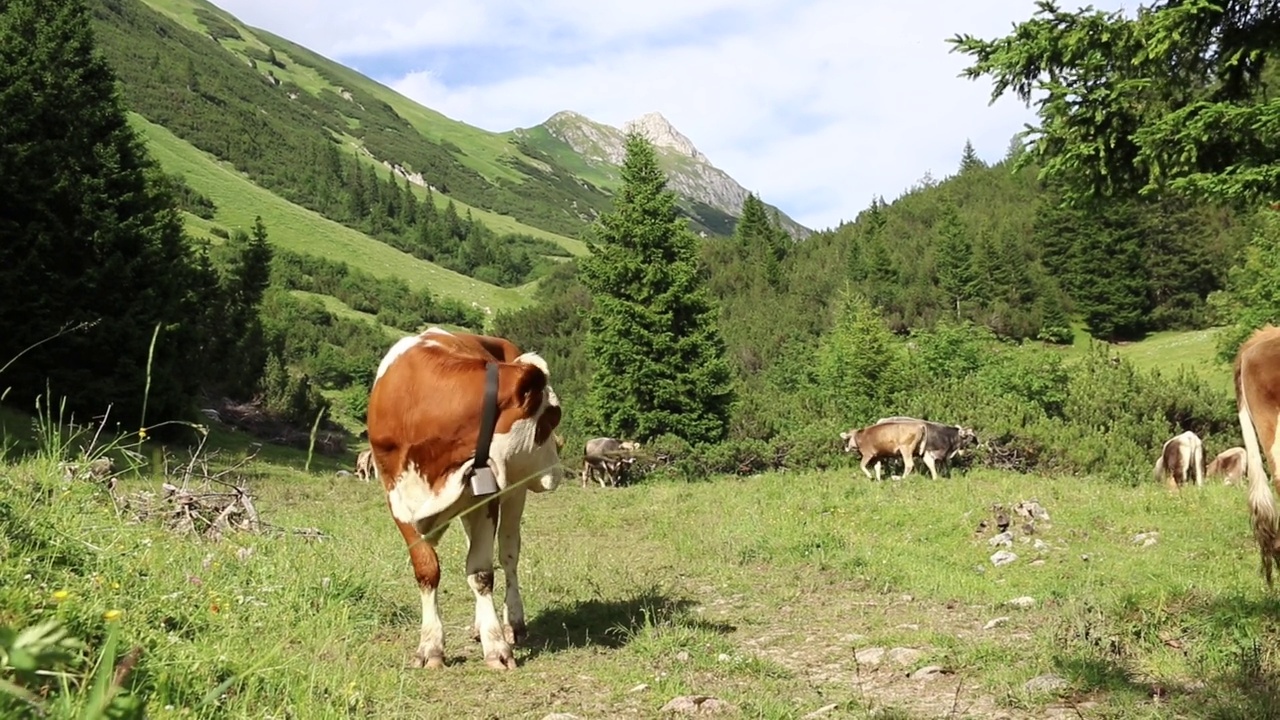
[
  {"left": 523, "top": 586, "right": 735, "bottom": 659},
  {"left": 1044, "top": 592, "right": 1280, "bottom": 717}
]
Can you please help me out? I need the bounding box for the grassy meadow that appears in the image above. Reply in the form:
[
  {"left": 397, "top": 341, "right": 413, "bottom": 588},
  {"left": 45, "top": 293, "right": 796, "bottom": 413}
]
[
  {"left": 127, "top": 113, "right": 530, "bottom": 314},
  {"left": 4, "top": 395, "right": 1280, "bottom": 719}
]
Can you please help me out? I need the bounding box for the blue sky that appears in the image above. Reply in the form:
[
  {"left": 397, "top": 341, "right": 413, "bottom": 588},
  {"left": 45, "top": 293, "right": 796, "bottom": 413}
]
[{"left": 213, "top": 0, "right": 1128, "bottom": 232}]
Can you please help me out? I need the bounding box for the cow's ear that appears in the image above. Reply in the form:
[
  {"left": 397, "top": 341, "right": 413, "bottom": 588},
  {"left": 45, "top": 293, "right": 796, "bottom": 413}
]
[{"left": 511, "top": 358, "right": 548, "bottom": 412}]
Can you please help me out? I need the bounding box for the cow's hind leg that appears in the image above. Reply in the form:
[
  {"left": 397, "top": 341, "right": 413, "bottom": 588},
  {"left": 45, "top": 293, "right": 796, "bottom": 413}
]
[
  {"left": 394, "top": 518, "right": 446, "bottom": 669},
  {"left": 461, "top": 501, "right": 515, "bottom": 670},
  {"left": 497, "top": 487, "right": 528, "bottom": 646},
  {"left": 900, "top": 449, "right": 916, "bottom": 478}
]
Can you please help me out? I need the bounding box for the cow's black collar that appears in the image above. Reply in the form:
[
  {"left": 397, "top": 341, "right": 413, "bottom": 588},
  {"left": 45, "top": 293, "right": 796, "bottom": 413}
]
[{"left": 468, "top": 361, "right": 501, "bottom": 496}]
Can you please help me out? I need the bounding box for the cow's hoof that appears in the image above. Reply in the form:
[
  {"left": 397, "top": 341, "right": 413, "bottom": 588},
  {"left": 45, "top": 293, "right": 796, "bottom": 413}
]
[
  {"left": 410, "top": 650, "right": 445, "bottom": 669},
  {"left": 504, "top": 621, "right": 527, "bottom": 646},
  {"left": 484, "top": 648, "right": 517, "bottom": 670}
]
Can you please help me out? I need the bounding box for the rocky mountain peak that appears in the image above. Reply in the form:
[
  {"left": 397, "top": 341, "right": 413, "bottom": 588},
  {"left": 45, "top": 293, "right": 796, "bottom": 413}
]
[{"left": 622, "top": 111, "right": 706, "bottom": 162}]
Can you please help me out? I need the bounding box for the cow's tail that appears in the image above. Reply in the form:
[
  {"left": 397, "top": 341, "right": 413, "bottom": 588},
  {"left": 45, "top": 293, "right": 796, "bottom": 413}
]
[
  {"left": 1238, "top": 358, "right": 1280, "bottom": 587},
  {"left": 1152, "top": 452, "right": 1166, "bottom": 486}
]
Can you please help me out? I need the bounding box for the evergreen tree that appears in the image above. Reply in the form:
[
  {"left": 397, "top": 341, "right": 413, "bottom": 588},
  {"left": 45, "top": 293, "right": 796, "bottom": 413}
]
[
  {"left": 216, "top": 216, "right": 273, "bottom": 397},
  {"left": 933, "top": 199, "right": 974, "bottom": 316},
  {"left": 579, "top": 133, "right": 735, "bottom": 444},
  {"left": 0, "top": 0, "right": 217, "bottom": 430},
  {"left": 959, "top": 139, "right": 985, "bottom": 173}
]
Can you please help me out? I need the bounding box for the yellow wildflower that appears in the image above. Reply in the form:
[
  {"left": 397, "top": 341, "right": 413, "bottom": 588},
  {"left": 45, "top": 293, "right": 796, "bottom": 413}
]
[
  {"left": 51, "top": 589, "right": 70, "bottom": 602},
  {"left": 111, "top": 582, "right": 120, "bottom": 590},
  {"left": 103, "top": 609, "right": 122, "bottom": 622},
  {"left": 138, "top": 427, "right": 148, "bottom": 440}
]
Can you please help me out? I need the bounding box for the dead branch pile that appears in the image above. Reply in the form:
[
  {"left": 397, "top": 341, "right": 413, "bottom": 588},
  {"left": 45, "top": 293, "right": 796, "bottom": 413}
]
[
  {"left": 211, "top": 397, "right": 349, "bottom": 456},
  {"left": 109, "top": 444, "right": 327, "bottom": 543}
]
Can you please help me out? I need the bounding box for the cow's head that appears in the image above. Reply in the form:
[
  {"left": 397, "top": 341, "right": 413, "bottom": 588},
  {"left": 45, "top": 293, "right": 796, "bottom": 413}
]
[
  {"left": 838, "top": 429, "right": 861, "bottom": 454},
  {"left": 367, "top": 331, "right": 565, "bottom": 525}
]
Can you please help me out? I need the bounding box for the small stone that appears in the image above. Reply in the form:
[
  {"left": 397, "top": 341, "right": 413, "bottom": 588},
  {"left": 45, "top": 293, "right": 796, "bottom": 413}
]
[
  {"left": 1132, "top": 531, "right": 1160, "bottom": 545},
  {"left": 888, "top": 647, "right": 924, "bottom": 666},
  {"left": 991, "top": 550, "right": 1018, "bottom": 567},
  {"left": 541, "top": 715, "right": 580, "bottom": 720},
  {"left": 895, "top": 623, "right": 919, "bottom": 631},
  {"left": 629, "top": 683, "right": 650, "bottom": 693},
  {"left": 1024, "top": 674, "right": 1070, "bottom": 694},
  {"left": 840, "top": 634, "right": 867, "bottom": 644},
  {"left": 1007, "top": 596, "right": 1036, "bottom": 609},
  {"left": 983, "top": 616, "right": 1010, "bottom": 630},
  {"left": 1030, "top": 559, "right": 1046, "bottom": 567},
  {"left": 717, "top": 653, "right": 731, "bottom": 662},
  {"left": 1080, "top": 554, "right": 1090, "bottom": 562},
  {"left": 855, "top": 647, "right": 886, "bottom": 665},
  {"left": 911, "top": 665, "right": 948, "bottom": 680},
  {"left": 899, "top": 594, "right": 914, "bottom": 602},
  {"left": 988, "top": 531, "right": 1014, "bottom": 547},
  {"left": 1033, "top": 539, "right": 1049, "bottom": 551},
  {"left": 660, "top": 695, "right": 733, "bottom": 715},
  {"left": 1143, "top": 537, "right": 1158, "bottom": 547},
  {"left": 675, "top": 650, "right": 691, "bottom": 662},
  {"left": 801, "top": 704, "right": 840, "bottom": 719}
]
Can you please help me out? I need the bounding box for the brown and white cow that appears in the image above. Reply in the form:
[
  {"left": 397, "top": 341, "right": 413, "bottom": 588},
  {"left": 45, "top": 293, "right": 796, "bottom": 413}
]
[
  {"left": 1152, "top": 430, "right": 1205, "bottom": 491},
  {"left": 839, "top": 420, "right": 929, "bottom": 481},
  {"left": 366, "top": 326, "right": 563, "bottom": 670},
  {"left": 1207, "top": 446, "right": 1247, "bottom": 485},
  {"left": 581, "top": 437, "right": 641, "bottom": 488},
  {"left": 1234, "top": 325, "right": 1280, "bottom": 586},
  {"left": 354, "top": 449, "right": 374, "bottom": 482}
]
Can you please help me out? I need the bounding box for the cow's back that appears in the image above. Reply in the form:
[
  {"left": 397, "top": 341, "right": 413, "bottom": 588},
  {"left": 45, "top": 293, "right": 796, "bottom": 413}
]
[{"left": 585, "top": 437, "right": 621, "bottom": 458}]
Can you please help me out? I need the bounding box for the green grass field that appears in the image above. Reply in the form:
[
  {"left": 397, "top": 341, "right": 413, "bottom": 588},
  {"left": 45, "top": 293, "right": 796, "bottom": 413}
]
[
  {"left": 4, "top": 325, "right": 1277, "bottom": 718},
  {"left": 1051, "top": 325, "right": 1234, "bottom": 395},
  {"left": 5, "top": 435, "right": 1277, "bottom": 720},
  {"left": 128, "top": 113, "right": 529, "bottom": 313}
]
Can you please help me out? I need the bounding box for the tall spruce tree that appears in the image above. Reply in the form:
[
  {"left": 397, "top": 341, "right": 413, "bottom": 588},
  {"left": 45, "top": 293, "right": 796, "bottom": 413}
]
[
  {"left": 0, "top": 0, "right": 216, "bottom": 430},
  {"left": 579, "top": 133, "right": 734, "bottom": 445}
]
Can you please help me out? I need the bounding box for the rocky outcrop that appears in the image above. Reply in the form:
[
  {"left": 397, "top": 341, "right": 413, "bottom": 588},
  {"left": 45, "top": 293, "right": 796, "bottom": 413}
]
[{"left": 537, "top": 110, "right": 811, "bottom": 240}]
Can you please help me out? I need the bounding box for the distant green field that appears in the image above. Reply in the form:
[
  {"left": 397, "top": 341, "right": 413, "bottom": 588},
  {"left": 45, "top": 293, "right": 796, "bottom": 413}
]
[
  {"left": 1052, "top": 325, "right": 1233, "bottom": 395},
  {"left": 129, "top": 113, "right": 528, "bottom": 313}
]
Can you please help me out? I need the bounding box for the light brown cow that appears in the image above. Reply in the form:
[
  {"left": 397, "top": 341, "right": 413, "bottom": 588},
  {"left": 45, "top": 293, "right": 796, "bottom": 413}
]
[
  {"left": 1152, "top": 430, "right": 1205, "bottom": 491},
  {"left": 354, "top": 449, "right": 374, "bottom": 482},
  {"left": 1207, "top": 446, "right": 1246, "bottom": 485},
  {"left": 1234, "top": 325, "right": 1280, "bottom": 586},
  {"left": 366, "top": 326, "right": 564, "bottom": 669},
  {"left": 839, "top": 420, "right": 930, "bottom": 481}
]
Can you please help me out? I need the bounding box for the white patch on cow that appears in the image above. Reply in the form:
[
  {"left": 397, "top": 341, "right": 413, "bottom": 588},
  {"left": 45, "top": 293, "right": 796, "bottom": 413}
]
[
  {"left": 417, "top": 584, "right": 444, "bottom": 667},
  {"left": 376, "top": 335, "right": 425, "bottom": 382},
  {"left": 388, "top": 460, "right": 470, "bottom": 525},
  {"left": 388, "top": 412, "right": 563, "bottom": 524},
  {"left": 423, "top": 326, "right": 452, "bottom": 337}
]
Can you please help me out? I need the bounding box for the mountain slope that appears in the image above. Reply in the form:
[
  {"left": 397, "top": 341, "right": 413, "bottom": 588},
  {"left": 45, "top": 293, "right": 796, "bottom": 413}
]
[
  {"left": 112, "top": 0, "right": 801, "bottom": 247},
  {"left": 131, "top": 112, "right": 529, "bottom": 311},
  {"left": 511, "top": 111, "right": 813, "bottom": 240}
]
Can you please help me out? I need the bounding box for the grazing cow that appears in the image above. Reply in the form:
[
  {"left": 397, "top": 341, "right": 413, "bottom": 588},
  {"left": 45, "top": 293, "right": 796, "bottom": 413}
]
[
  {"left": 354, "top": 449, "right": 374, "bottom": 482},
  {"left": 876, "top": 416, "right": 979, "bottom": 476},
  {"left": 1152, "top": 430, "right": 1205, "bottom": 491},
  {"left": 581, "top": 437, "right": 640, "bottom": 488},
  {"left": 366, "top": 326, "right": 563, "bottom": 670},
  {"left": 1234, "top": 325, "right": 1280, "bottom": 586},
  {"left": 1207, "top": 446, "right": 1247, "bottom": 485},
  {"left": 839, "top": 420, "right": 929, "bottom": 481}
]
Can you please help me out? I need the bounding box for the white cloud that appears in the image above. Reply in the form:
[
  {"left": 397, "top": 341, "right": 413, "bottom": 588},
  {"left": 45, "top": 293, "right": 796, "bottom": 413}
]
[{"left": 213, "top": 0, "right": 1125, "bottom": 231}]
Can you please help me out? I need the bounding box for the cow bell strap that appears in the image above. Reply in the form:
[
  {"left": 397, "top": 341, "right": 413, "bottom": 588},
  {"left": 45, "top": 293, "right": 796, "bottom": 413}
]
[{"left": 468, "top": 361, "right": 501, "bottom": 496}]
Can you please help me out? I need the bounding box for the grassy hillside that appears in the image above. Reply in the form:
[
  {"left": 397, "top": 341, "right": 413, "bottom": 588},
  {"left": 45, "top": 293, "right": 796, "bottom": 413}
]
[
  {"left": 131, "top": 113, "right": 528, "bottom": 313},
  {"left": 1055, "top": 325, "right": 1234, "bottom": 396}
]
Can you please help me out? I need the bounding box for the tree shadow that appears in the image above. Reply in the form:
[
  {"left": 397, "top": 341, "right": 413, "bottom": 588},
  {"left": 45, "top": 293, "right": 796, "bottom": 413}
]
[
  {"left": 523, "top": 586, "right": 735, "bottom": 660},
  {"left": 1045, "top": 592, "right": 1280, "bottom": 718}
]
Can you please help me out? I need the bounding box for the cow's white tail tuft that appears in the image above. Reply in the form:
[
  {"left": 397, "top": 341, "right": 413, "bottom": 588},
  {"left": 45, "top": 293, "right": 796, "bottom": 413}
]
[
  {"left": 1238, "top": 363, "right": 1280, "bottom": 587},
  {"left": 1152, "top": 453, "right": 1167, "bottom": 486}
]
